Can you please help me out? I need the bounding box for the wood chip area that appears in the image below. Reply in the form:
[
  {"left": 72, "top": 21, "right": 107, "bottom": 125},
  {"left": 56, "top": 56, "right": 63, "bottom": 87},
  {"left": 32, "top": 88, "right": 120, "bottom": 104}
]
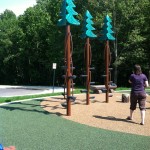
[{"left": 41, "top": 93, "right": 150, "bottom": 136}]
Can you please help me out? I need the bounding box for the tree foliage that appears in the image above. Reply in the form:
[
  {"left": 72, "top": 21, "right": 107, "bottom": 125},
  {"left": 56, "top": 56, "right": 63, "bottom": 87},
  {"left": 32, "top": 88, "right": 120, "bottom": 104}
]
[{"left": 0, "top": 0, "right": 149, "bottom": 86}]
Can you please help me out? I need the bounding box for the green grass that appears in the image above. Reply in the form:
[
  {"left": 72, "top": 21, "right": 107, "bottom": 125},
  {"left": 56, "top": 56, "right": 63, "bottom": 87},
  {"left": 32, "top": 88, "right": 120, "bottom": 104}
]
[
  {"left": 116, "top": 87, "right": 130, "bottom": 91},
  {"left": 116, "top": 87, "right": 150, "bottom": 91},
  {"left": 1, "top": 86, "right": 149, "bottom": 104},
  {"left": 0, "top": 92, "right": 61, "bottom": 104},
  {"left": 0, "top": 87, "right": 84, "bottom": 104}
]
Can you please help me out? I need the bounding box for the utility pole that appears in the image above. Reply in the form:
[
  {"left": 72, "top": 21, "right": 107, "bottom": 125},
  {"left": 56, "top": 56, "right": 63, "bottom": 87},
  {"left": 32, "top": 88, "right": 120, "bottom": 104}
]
[{"left": 113, "top": 0, "right": 118, "bottom": 84}]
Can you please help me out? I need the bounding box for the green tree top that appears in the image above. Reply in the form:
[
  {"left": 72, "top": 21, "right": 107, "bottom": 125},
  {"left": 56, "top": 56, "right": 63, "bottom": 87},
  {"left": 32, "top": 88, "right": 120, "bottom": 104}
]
[
  {"left": 57, "top": 0, "right": 80, "bottom": 26},
  {"left": 81, "top": 10, "right": 97, "bottom": 38},
  {"left": 100, "top": 15, "right": 115, "bottom": 41}
]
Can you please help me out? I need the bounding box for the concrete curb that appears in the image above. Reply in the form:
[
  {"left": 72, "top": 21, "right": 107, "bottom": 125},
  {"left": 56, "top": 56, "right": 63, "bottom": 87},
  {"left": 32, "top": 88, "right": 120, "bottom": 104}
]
[{"left": 0, "top": 85, "right": 63, "bottom": 90}]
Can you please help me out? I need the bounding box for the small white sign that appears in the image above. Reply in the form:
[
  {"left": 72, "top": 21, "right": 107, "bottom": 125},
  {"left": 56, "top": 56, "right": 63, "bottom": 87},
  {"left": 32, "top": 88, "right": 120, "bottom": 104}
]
[{"left": 52, "top": 63, "right": 57, "bottom": 69}]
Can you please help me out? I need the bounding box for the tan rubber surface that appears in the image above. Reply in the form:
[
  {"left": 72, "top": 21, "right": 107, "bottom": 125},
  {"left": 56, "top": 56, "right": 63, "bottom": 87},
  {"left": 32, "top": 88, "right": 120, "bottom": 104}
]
[{"left": 41, "top": 93, "right": 150, "bottom": 136}]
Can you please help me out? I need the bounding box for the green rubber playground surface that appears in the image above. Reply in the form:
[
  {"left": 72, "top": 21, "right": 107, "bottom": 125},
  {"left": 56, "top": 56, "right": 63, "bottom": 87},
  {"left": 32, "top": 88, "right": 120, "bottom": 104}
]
[{"left": 0, "top": 99, "right": 150, "bottom": 150}]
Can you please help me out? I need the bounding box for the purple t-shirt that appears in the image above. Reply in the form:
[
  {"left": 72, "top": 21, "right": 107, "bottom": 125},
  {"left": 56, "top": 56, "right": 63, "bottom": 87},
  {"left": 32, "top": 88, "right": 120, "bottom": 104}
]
[{"left": 129, "top": 73, "right": 148, "bottom": 93}]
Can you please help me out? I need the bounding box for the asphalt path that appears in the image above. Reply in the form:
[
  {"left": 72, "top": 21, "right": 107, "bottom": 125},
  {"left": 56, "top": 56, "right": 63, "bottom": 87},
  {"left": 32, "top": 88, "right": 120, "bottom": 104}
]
[{"left": 0, "top": 86, "right": 64, "bottom": 97}]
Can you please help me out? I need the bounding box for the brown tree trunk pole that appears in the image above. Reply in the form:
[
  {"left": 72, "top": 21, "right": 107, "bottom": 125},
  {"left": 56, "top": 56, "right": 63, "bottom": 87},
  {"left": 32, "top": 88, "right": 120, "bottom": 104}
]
[
  {"left": 86, "top": 38, "right": 90, "bottom": 105},
  {"left": 105, "top": 40, "right": 109, "bottom": 103},
  {"left": 66, "top": 25, "right": 71, "bottom": 116}
]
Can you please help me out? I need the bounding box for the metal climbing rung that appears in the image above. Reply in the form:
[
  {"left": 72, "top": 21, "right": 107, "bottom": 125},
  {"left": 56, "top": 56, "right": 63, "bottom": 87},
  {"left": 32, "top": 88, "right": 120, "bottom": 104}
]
[
  {"left": 62, "top": 93, "right": 67, "bottom": 96},
  {"left": 62, "top": 83, "right": 75, "bottom": 88},
  {"left": 90, "top": 67, "right": 95, "bottom": 71},
  {"left": 61, "top": 103, "right": 67, "bottom": 107},
  {"left": 80, "top": 75, "right": 87, "bottom": 77},
  {"left": 111, "top": 83, "right": 117, "bottom": 86},
  {"left": 61, "top": 84, "right": 66, "bottom": 88},
  {"left": 101, "top": 88, "right": 107, "bottom": 92},
  {"left": 90, "top": 96, "right": 95, "bottom": 99},
  {"left": 62, "top": 75, "right": 66, "bottom": 78},
  {"left": 61, "top": 66, "right": 67, "bottom": 69},
  {"left": 90, "top": 82, "right": 95, "bottom": 85},
  {"left": 109, "top": 94, "right": 113, "bottom": 97},
  {"left": 69, "top": 75, "right": 76, "bottom": 79},
  {"left": 109, "top": 81, "right": 113, "bottom": 84},
  {"left": 101, "top": 75, "right": 107, "bottom": 77},
  {"left": 67, "top": 96, "right": 76, "bottom": 102},
  {"left": 80, "top": 89, "right": 88, "bottom": 93},
  {"left": 61, "top": 66, "right": 75, "bottom": 70}
]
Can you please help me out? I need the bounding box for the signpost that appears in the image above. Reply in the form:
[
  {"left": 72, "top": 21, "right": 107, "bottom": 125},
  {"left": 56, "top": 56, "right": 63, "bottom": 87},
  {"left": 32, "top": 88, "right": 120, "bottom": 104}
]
[{"left": 52, "top": 63, "right": 57, "bottom": 93}]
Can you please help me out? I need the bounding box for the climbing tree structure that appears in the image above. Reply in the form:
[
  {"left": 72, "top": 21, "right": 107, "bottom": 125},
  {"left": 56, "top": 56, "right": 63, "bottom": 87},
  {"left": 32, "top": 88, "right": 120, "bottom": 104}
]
[
  {"left": 100, "top": 15, "right": 115, "bottom": 103},
  {"left": 80, "top": 10, "right": 97, "bottom": 105},
  {"left": 57, "top": 0, "right": 80, "bottom": 116}
]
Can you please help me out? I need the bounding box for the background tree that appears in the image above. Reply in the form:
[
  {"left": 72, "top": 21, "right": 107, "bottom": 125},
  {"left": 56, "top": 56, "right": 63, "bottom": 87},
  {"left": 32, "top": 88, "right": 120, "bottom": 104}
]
[
  {"left": 0, "top": 10, "right": 19, "bottom": 84},
  {"left": 0, "top": 0, "right": 149, "bottom": 86}
]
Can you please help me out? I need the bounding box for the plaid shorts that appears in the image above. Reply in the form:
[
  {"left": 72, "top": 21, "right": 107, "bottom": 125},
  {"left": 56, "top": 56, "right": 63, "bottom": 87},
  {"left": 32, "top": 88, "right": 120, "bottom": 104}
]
[{"left": 130, "top": 92, "right": 146, "bottom": 110}]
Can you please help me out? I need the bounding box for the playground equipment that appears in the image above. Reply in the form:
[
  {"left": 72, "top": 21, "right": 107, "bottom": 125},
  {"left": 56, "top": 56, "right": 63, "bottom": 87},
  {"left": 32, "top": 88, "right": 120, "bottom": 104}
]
[
  {"left": 57, "top": 1, "right": 116, "bottom": 116},
  {"left": 80, "top": 10, "right": 97, "bottom": 105},
  {"left": 57, "top": 0, "right": 80, "bottom": 116},
  {"left": 90, "top": 84, "right": 117, "bottom": 94},
  {"left": 122, "top": 93, "right": 130, "bottom": 103},
  {"left": 61, "top": 45, "right": 75, "bottom": 99},
  {"left": 100, "top": 15, "right": 115, "bottom": 103}
]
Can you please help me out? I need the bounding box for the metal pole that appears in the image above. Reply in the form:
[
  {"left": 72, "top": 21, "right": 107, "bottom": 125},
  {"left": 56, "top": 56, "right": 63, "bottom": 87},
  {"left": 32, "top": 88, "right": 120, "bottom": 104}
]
[
  {"left": 52, "top": 69, "right": 55, "bottom": 93},
  {"left": 86, "top": 38, "right": 90, "bottom": 105},
  {"left": 113, "top": 0, "right": 118, "bottom": 85},
  {"left": 148, "top": 70, "right": 150, "bottom": 84},
  {"left": 105, "top": 40, "right": 109, "bottom": 103},
  {"left": 114, "top": 36, "right": 118, "bottom": 84},
  {"left": 66, "top": 25, "right": 71, "bottom": 116}
]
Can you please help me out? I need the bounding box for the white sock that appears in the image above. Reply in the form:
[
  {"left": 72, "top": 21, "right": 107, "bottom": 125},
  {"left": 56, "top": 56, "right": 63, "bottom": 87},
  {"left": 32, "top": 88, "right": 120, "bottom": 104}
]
[{"left": 141, "top": 110, "right": 145, "bottom": 124}]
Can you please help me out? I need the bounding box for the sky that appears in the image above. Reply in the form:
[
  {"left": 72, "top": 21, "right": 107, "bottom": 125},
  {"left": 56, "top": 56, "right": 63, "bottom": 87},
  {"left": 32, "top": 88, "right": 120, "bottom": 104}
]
[{"left": 0, "top": 0, "right": 37, "bottom": 16}]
